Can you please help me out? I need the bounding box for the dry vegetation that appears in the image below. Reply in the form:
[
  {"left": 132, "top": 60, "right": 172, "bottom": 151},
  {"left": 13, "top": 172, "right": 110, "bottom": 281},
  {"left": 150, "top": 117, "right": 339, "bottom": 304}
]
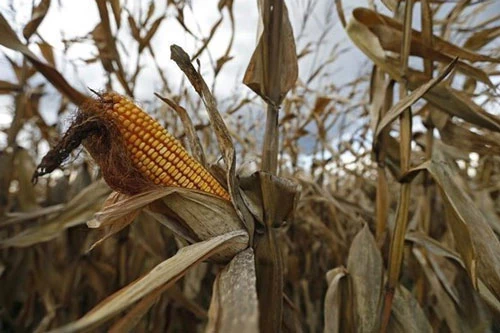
[{"left": 1, "top": 0, "right": 500, "bottom": 332}]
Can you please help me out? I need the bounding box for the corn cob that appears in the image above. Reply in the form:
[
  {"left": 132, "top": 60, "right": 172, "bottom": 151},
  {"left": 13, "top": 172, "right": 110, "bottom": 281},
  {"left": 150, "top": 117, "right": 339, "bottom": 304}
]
[{"left": 101, "top": 92, "right": 230, "bottom": 200}]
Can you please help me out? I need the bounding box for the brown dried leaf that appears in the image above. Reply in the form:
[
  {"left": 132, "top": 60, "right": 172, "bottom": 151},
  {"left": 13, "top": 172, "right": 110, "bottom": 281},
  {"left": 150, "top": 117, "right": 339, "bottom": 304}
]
[
  {"left": 406, "top": 73, "right": 500, "bottom": 132},
  {"left": 352, "top": 8, "right": 499, "bottom": 63},
  {"left": 0, "top": 80, "right": 20, "bottom": 94},
  {"left": 37, "top": 41, "right": 55, "bottom": 66},
  {"left": 170, "top": 44, "right": 255, "bottom": 235},
  {"left": 109, "top": 0, "right": 121, "bottom": 28},
  {"left": 432, "top": 111, "right": 500, "bottom": 155},
  {"left": 388, "top": 285, "right": 432, "bottom": 332},
  {"left": 93, "top": 186, "right": 248, "bottom": 262},
  {"left": 347, "top": 224, "right": 383, "bottom": 332},
  {"left": 243, "top": 0, "right": 298, "bottom": 104},
  {"left": 0, "top": 180, "right": 111, "bottom": 248},
  {"left": 375, "top": 58, "right": 456, "bottom": 139},
  {"left": 323, "top": 267, "right": 348, "bottom": 333},
  {"left": 49, "top": 230, "right": 247, "bottom": 333},
  {"left": 406, "top": 231, "right": 463, "bottom": 266},
  {"left": 0, "top": 13, "right": 87, "bottom": 105},
  {"left": 139, "top": 16, "right": 164, "bottom": 53},
  {"left": 368, "top": 66, "right": 388, "bottom": 135},
  {"left": 312, "top": 96, "right": 332, "bottom": 115},
  {"left": 23, "top": 0, "right": 51, "bottom": 40},
  {"left": 413, "top": 248, "right": 466, "bottom": 333},
  {"left": 107, "top": 289, "right": 160, "bottom": 333},
  {"left": 463, "top": 25, "right": 500, "bottom": 51},
  {"left": 127, "top": 14, "right": 140, "bottom": 41},
  {"left": 406, "top": 158, "right": 500, "bottom": 299},
  {"left": 86, "top": 191, "right": 139, "bottom": 252},
  {"left": 207, "top": 248, "right": 259, "bottom": 333},
  {"left": 13, "top": 149, "right": 38, "bottom": 212},
  {"left": 92, "top": 22, "right": 115, "bottom": 72}
]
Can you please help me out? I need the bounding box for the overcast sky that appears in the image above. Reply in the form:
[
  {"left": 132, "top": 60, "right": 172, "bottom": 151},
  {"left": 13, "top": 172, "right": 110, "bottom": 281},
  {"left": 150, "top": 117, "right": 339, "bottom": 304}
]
[
  {"left": 0, "top": 1, "right": 370, "bottom": 123},
  {"left": 0, "top": 0, "right": 499, "bottom": 152}
]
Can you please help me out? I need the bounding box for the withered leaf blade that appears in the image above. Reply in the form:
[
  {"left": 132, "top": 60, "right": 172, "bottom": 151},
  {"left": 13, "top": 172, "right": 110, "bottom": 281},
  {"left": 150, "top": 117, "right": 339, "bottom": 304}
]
[
  {"left": 139, "top": 16, "right": 164, "bottom": 53},
  {"left": 207, "top": 248, "right": 259, "bottom": 333},
  {"left": 13, "top": 148, "right": 39, "bottom": 212},
  {"left": 442, "top": 192, "right": 477, "bottom": 288},
  {"left": 463, "top": 25, "right": 500, "bottom": 51},
  {"left": 23, "top": 0, "right": 51, "bottom": 40},
  {"left": 375, "top": 58, "right": 456, "bottom": 139},
  {"left": 155, "top": 190, "right": 248, "bottom": 263},
  {"left": 323, "top": 267, "right": 348, "bottom": 333},
  {"left": 406, "top": 157, "right": 500, "bottom": 299},
  {"left": 406, "top": 73, "right": 500, "bottom": 133},
  {"left": 170, "top": 44, "right": 255, "bottom": 235},
  {"left": 37, "top": 42, "right": 56, "bottom": 66},
  {"left": 48, "top": 230, "right": 248, "bottom": 333},
  {"left": 0, "top": 80, "right": 21, "bottom": 94},
  {"left": 0, "top": 180, "right": 111, "bottom": 248},
  {"left": 346, "top": 9, "right": 500, "bottom": 133},
  {"left": 406, "top": 231, "right": 463, "bottom": 266},
  {"left": 243, "top": 0, "right": 298, "bottom": 104},
  {"left": 0, "top": 13, "right": 87, "bottom": 105},
  {"left": 352, "top": 8, "right": 499, "bottom": 64},
  {"left": 109, "top": 0, "right": 121, "bottom": 28},
  {"left": 93, "top": 187, "right": 248, "bottom": 262},
  {"left": 413, "top": 248, "right": 466, "bottom": 333},
  {"left": 369, "top": 66, "right": 388, "bottom": 135},
  {"left": 258, "top": 171, "right": 299, "bottom": 227},
  {"left": 388, "top": 285, "right": 432, "bottom": 332},
  {"left": 431, "top": 111, "right": 500, "bottom": 155},
  {"left": 86, "top": 191, "right": 139, "bottom": 253},
  {"left": 347, "top": 224, "right": 383, "bottom": 332}
]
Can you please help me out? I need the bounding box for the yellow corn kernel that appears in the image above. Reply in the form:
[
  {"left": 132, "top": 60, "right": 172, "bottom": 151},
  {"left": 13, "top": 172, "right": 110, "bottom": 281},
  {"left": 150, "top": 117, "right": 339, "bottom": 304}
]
[{"left": 102, "top": 92, "right": 230, "bottom": 200}]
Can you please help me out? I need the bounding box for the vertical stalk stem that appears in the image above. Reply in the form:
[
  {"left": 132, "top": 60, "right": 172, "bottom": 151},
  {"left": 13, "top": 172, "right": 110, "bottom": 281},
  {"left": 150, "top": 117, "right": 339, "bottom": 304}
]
[
  {"left": 256, "top": 1, "right": 285, "bottom": 332},
  {"left": 416, "top": 0, "right": 434, "bottom": 304},
  {"left": 380, "top": 1, "right": 414, "bottom": 331}
]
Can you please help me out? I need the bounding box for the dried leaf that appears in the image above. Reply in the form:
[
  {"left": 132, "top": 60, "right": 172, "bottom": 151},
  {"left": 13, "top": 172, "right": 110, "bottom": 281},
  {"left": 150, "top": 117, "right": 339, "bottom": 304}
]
[
  {"left": 352, "top": 8, "right": 499, "bottom": 63},
  {"left": 347, "top": 224, "right": 383, "bottom": 332},
  {"left": 0, "top": 13, "right": 87, "bottom": 105},
  {"left": 109, "top": 0, "right": 121, "bottom": 28},
  {"left": 13, "top": 148, "right": 39, "bottom": 212},
  {"left": 388, "top": 286, "right": 432, "bottom": 332},
  {"left": 375, "top": 58, "right": 456, "bottom": 139},
  {"left": 92, "top": 186, "right": 248, "bottom": 262},
  {"left": 323, "top": 267, "right": 348, "bottom": 333},
  {"left": 406, "top": 157, "right": 500, "bottom": 299},
  {"left": 139, "top": 16, "right": 164, "bottom": 53},
  {"left": 413, "top": 248, "right": 465, "bottom": 333},
  {"left": 23, "top": 0, "right": 51, "bottom": 39},
  {"left": 37, "top": 41, "right": 55, "bottom": 66},
  {"left": 49, "top": 230, "right": 248, "bottom": 333},
  {"left": 463, "top": 25, "right": 500, "bottom": 51},
  {"left": 207, "top": 248, "right": 259, "bottom": 333},
  {"left": 243, "top": 0, "right": 298, "bottom": 104},
  {"left": 407, "top": 73, "right": 500, "bottom": 132},
  {"left": 86, "top": 191, "right": 139, "bottom": 252},
  {"left": 0, "top": 181, "right": 110, "bottom": 248},
  {"left": 170, "top": 44, "right": 255, "bottom": 235},
  {"left": 0, "top": 80, "right": 21, "bottom": 94},
  {"left": 432, "top": 111, "right": 500, "bottom": 155},
  {"left": 127, "top": 14, "right": 140, "bottom": 41}
]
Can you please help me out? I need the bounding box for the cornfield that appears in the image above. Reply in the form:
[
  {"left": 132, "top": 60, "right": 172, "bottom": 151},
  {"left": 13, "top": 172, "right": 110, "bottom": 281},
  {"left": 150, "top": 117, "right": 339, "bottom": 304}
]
[{"left": 1, "top": 0, "right": 500, "bottom": 332}]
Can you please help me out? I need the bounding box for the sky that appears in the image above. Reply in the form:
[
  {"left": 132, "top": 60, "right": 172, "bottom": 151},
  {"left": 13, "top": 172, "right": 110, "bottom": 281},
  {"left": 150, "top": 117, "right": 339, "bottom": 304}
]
[
  {"left": 0, "top": 0, "right": 499, "bottom": 159},
  {"left": 0, "top": 0, "right": 368, "bottom": 149}
]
